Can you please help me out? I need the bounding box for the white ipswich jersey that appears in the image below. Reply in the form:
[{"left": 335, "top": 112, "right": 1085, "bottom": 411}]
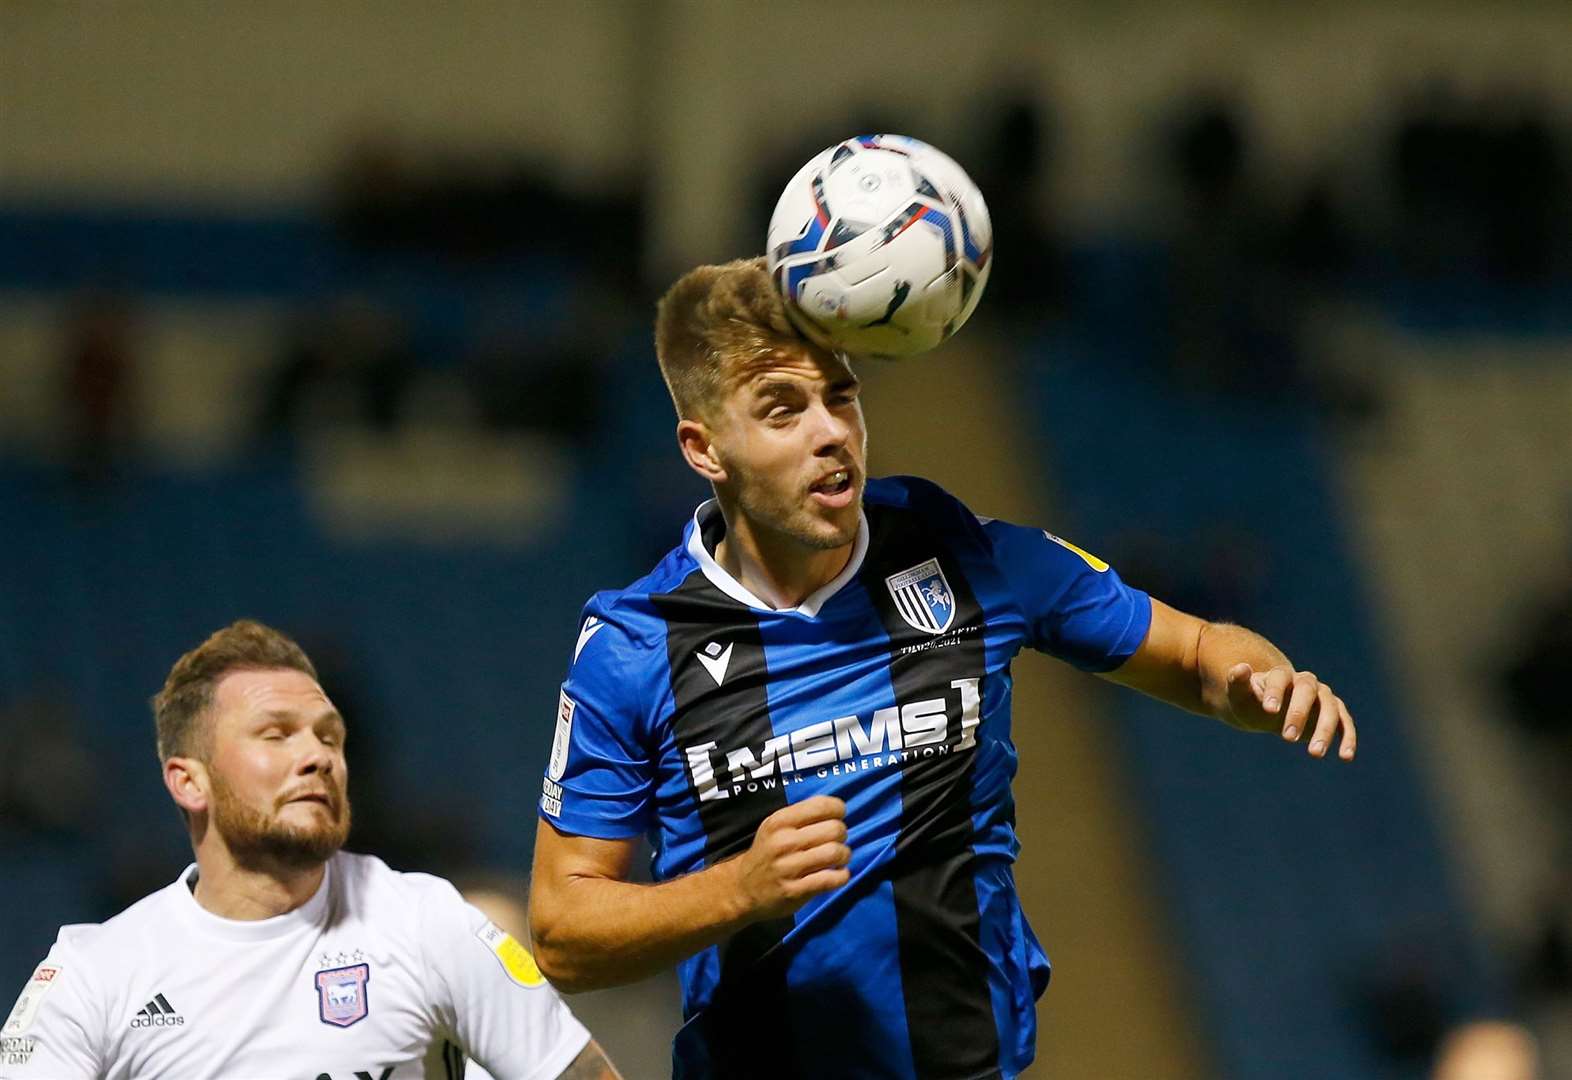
[{"left": 0, "top": 852, "right": 589, "bottom": 1080}]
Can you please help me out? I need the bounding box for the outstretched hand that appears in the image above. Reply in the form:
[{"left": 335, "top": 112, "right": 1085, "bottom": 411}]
[{"left": 1224, "top": 663, "right": 1356, "bottom": 760}]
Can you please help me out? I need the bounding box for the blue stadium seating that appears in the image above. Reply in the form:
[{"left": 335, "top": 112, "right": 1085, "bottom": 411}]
[{"left": 1016, "top": 243, "right": 1505, "bottom": 1079}]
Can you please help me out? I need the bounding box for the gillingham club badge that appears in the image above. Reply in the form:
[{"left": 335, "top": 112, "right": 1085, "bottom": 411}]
[
  {"left": 885, "top": 558, "right": 956, "bottom": 635},
  {"left": 315, "top": 963, "right": 370, "bottom": 1028}
]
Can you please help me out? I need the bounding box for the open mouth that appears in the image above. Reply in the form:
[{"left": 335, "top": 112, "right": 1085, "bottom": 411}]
[
  {"left": 809, "top": 468, "right": 855, "bottom": 508},
  {"left": 810, "top": 469, "right": 852, "bottom": 496}
]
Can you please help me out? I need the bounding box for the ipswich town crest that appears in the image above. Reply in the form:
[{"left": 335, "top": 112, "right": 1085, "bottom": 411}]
[
  {"left": 885, "top": 558, "right": 955, "bottom": 635},
  {"left": 315, "top": 963, "right": 370, "bottom": 1028}
]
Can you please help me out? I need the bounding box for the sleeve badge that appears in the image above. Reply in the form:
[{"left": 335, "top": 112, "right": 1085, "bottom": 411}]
[
  {"left": 4, "top": 964, "right": 61, "bottom": 1037},
  {"left": 475, "top": 921, "right": 546, "bottom": 988}
]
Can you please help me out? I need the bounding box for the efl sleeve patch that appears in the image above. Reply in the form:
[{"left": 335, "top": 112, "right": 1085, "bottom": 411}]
[
  {"left": 547, "top": 690, "right": 575, "bottom": 783},
  {"left": 541, "top": 691, "right": 575, "bottom": 818},
  {"left": 3, "top": 963, "right": 62, "bottom": 1037},
  {"left": 474, "top": 922, "right": 545, "bottom": 988},
  {"left": 543, "top": 627, "right": 658, "bottom": 836}
]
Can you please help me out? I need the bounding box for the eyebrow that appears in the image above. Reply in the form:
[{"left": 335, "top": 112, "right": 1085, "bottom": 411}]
[
  {"left": 753, "top": 379, "right": 801, "bottom": 398},
  {"left": 259, "top": 709, "right": 346, "bottom": 730},
  {"left": 752, "top": 374, "right": 859, "bottom": 399}
]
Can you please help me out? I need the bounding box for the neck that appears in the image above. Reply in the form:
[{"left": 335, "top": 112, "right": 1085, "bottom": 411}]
[
  {"left": 713, "top": 505, "right": 855, "bottom": 610},
  {"left": 191, "top": 837, "right": 327, "bottom": 921}
]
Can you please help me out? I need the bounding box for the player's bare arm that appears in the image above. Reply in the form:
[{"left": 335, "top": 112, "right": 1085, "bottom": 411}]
[
  {"left": 530, "top": 795, "right": 851, "bottom": 992},
  {"left": 1101, "top": 597, "right": 1357, "bottom": 760},
  {"left": 556, "top": 1039, "right": 622, "bottom": 1080}
]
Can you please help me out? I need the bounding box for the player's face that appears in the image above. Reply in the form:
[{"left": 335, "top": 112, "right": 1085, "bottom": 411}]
[
  {"left": 203, "top": 668, "right": 352, "bottom": 871},
  {"left": 710, "top": 345, "right": 867, "bottom": 551}
]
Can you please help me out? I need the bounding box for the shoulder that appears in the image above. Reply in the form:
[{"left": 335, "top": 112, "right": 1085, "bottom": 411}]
[
  {"left": 560, "top": 591, "right": 669, "bottom": 738},
  {"left": 866, "top": 474, "right": 959, "bottom": 510},
  {"left": 325, "top": 856, "right": 499, "bottom": 1004},
  {"left": 15, "top": 875, "right": 186, "bottom": 1011},
  {"left": 868, "top": 478, "right": 1099, "bottom": 577},
  {"left": 563, "top": 593, "right": 665, "bottom": 720},
  {"left": 866, "top": 475, "right": 990, "bottom": 544},
  {"left": 567, "top": 539, "right": 710, "bottom": 675},
  {"left": 572, "top": 533, "right": 705, "bottom": 651},
  {"left": 24, "top": 927, "right": 95, "bottom": 989},
  {"left": 573, "top": 589, "right": 663, "bottom": 658},
  {"left": 330, "top": 850, "right": 454, "bottom": 909},
  {"left": 328, "top": 853, "right": 477, "bottom": 949},
  {"left": 866, "top": 475, "right": 980, "bottom": 521},
  {"left": 60, "top": 871, "right": 190, "bottom": 960}
]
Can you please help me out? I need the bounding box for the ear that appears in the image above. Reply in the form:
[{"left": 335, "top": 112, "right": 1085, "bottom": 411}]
[
  {"left": 164, "top": 756, "right": 210, "bottom": 817},
  {"left": 676, "top": 418, "right": 728, "bottom": 484}
]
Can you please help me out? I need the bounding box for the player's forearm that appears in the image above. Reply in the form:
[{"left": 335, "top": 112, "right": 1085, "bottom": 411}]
[
  {"left": 531, "top": 858, "right": 755, "bottom": 993},
  {"left": 556, "top": 1040, "right": 622, "bottom": 1080},
  {"left": 1195, "top": 621, "right": 1292, "bottom": 726}
]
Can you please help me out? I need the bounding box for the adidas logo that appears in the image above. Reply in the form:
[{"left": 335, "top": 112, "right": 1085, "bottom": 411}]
[{"left": 130, "top": 994, "right": 184, "bottom": 1029}]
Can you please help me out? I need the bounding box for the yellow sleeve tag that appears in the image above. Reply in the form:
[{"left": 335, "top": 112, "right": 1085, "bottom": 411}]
[
  {"left": 1044, "top": 531, "right": 1110, "bottom": 573},
  {"left": 475, "top": 922, "right": 545, "bottom": 988}
]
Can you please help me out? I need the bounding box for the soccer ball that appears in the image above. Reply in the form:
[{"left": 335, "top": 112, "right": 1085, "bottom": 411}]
[{"left": 766, "top": 134, "right": 992, "bottom": 359}]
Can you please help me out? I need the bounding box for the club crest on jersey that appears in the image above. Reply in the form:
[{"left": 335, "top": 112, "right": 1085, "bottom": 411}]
[
  {"left": 885, "top": 558, "right": 955, "bottom": 635},
  {"left": 315, "top": 963, "right": 370, "bottom": 1028}
]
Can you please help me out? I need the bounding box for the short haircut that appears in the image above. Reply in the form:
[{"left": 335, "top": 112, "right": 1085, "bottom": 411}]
[
  {"left": 152, "top": 619, "right": 318, "bottom": 761},
  {"left": 653, "top": 256, "right": 802, "bottom": 419}
]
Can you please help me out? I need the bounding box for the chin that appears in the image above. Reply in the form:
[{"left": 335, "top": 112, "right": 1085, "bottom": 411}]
[
  {"left": 277, "top": 803, "right": 333, "bottom": 827},
  {"left": 801, "top": 514, "right": 859, "bottom": 551}
]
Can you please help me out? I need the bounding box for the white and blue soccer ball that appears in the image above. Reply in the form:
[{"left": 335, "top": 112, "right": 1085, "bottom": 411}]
[{"left": 766, "top": 134, "right": 993, "bottom": 359}]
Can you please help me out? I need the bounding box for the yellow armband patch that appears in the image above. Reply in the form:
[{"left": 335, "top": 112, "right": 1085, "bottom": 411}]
[
  {"left": 1044, "top": 531, "right": 1110, "bottom": 572},
  {"left": 475, "top": 922, "right": 545, "bottom": 988}
]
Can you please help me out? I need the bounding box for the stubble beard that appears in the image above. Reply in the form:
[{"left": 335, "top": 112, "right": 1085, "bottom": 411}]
[
  {"left": 208, "top": 769, "right": 352, "bottom": 873},
  {"left": 734, "top": 475, "right": 859, "bottom": 552}
]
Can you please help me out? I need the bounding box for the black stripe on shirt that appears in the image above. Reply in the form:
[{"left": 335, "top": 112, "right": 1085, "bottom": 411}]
[
  {"left": 863, "top": 501, "right": 1002, "bottom": 1080},
  {"left": 654, "top": 569, "right": 797, "bottom": 1078}
]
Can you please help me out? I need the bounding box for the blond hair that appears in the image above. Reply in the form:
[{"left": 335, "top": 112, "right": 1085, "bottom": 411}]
[
  {"left": 653, "top": 256, "right": 802, "bottom": 419},
  {"left": 151, "top": 619, "right": 318, "bottom": 761}
]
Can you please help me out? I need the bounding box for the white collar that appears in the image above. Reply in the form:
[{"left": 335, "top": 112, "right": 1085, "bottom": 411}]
[{"left": 686, "top": 499, "right": 869, "bottom": 618}]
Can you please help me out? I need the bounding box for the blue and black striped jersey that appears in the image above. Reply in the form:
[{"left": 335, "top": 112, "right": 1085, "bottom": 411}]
[{"left": 539, "top": 475, "right": 1151, "bottom": 1079}]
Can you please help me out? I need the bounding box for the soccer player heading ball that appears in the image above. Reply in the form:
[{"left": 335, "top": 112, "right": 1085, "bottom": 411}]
[{"left": 529, "top": 257, "right": 1356, "bottom": 1079}]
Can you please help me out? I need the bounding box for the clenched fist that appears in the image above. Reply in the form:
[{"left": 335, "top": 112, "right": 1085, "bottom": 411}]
[{"left": 734, "top": 795, "right": 852, "bottom": 920}]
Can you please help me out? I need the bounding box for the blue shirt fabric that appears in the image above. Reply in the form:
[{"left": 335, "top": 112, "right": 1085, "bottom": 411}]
[{"left": 539, "top": 476, "right": 1151, "bottom": 1079}]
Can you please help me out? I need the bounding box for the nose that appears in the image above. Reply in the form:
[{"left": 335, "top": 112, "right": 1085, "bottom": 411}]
[
  {"left": 297, "top": 735, "right": 337, "bottom": 778},
  {"left": 808, "top": 399, "right": 853, "bottom": 456}
]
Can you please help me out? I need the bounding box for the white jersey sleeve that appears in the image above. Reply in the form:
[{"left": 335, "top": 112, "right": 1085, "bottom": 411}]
[
  {"left": 416, "top": 878, "right": 590, "bottom": 1080},
  {"left": 1, "top": 937, "right": 106, "bottom": 1078}
]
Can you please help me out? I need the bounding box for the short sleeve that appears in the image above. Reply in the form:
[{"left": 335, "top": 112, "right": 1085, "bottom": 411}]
[
  {"left": 982, "top": 518, "right": 1152, "bottom": 672},
  {"left": 418, "top": 879, "right": 591, "bottom": 1080},
  {"left": 0, "top": 947, "right": 103, "bottom": 1079},
  {"left": 539, "top": 606, "right": 656, "bottom": 839}
]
